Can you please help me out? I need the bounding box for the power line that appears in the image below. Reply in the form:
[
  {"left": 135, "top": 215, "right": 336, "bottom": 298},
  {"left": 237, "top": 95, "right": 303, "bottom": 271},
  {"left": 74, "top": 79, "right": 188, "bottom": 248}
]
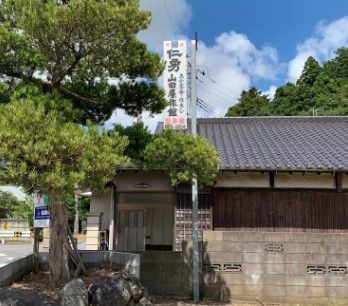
[
  {"left": 197, "top": 103, "right": 215, "bottom": 117},
  {"left": 197, "top": 98, "right": 224, "bottom": 117},
  {"left": 198, "top": 68, "right": 237, "bottom": 97},
  {"left": 163, "top": 0, "right": 177, "bottom": 40},
  {"left": 197, "top": 102, "right": 223, "bottom": 118},
  {"left": 197, "top": 80, "right": 232, "bottom": 108},
  {"left": 197, "top": 101, "right": 216, "bottom": 117},
  {"left": 197, "top": 77, "right": 235, "bottom": 101}
]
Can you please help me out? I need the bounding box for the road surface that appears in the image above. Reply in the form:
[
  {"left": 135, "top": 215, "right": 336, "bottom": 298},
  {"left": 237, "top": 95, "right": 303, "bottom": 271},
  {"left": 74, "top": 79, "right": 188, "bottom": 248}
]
[{"left": 0, "top": 243, "right": 32, "bottom": 267}]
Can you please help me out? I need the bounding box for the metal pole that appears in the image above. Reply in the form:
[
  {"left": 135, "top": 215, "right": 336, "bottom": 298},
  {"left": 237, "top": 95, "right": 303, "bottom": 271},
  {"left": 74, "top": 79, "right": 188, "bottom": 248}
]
[
  {"left": 109, "top": 184, "right": 115, "bottom": 250},
  {"left": 74, "top": 194, "right": 80, "bottom": 236},
  {"left": 191, "top": 33, "right": 200, "bottom": 303}
]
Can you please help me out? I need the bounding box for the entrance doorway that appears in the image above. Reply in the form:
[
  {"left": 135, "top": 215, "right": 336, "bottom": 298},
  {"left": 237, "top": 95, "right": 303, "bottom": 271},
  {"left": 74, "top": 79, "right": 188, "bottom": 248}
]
[
  {"left": 117, "top": 210, "right": 145, "bottom": 251},
  {"left": 145, "top": 207, "right": 173, "bottom": 250},
  {"left": 116, "top": 201, "right": 174, "bottom": 252}
]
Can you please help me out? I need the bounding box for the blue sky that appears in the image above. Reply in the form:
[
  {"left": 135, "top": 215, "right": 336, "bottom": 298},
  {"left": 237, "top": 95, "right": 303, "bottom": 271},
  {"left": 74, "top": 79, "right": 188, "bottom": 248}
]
[
  {"left": 106, "top": 0, "right": 348, "bottom": 128},
  {"left": 188, "top": 0, "right": 348, "bottom": 60},
  {"left": 187, "top": 0, "right": 348, "bottom": 89},
  {"left": 5, "top": 1, "right": 348, "bottom": 198}
]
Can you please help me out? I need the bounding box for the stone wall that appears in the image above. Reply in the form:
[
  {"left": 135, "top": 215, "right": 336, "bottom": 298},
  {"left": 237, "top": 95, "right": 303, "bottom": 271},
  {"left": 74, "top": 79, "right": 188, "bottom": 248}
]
[{"left": 202, "top": 230, "right": 348, "bottom": 304}]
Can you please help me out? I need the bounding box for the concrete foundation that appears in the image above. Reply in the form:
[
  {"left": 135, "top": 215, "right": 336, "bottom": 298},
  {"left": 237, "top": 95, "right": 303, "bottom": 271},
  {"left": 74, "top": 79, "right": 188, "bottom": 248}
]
[
  {"left": 0, "top": 254, "right": 33, "bottom": 286},
  {"left": 0, "top": 251, "right": 140, "bottom": 287}
]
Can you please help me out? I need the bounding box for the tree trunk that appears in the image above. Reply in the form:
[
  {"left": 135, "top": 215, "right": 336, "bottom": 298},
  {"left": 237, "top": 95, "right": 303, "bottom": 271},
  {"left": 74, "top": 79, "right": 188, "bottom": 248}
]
[{"left": 48, "top": 192, "right": 70, "bottom": 287}]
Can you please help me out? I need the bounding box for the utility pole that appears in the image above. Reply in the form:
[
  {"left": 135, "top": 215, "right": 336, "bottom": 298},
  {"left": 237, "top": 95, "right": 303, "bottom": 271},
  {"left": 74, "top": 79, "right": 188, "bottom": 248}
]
[
  {"left": 74, "top": 194, "right": 80, "bottom": 236},
  {"left": 191, "top": 32, "right": 200, "bottom": 303}
]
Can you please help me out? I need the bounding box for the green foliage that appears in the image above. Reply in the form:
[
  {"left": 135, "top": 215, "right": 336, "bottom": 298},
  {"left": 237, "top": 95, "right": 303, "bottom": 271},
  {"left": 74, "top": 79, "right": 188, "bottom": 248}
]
[
  {"left": 113, "top": 121, "right": 153, "bottom": 165},
  {"left": 0, "top": 95, "right": 129, "bottom": 196},
  {"left": 0, "top": 191, "right": 33, "bottom": 225},
  {"left": 0, "top": 0, "right": 165, "bottom": 123},
  {"left": 144, "top": 129, "right": 220, "bottom": 186},
  {"left": 66, "top": 196, "right": 90, "bottom": 231},
  {"left": 297, "top": 56, "right": 322, "bottom": 86},
  {"left": 225, "top": 47, "right": 348, "bottom": 117},
  {"left": 225, "top": 87, "right": 272, "bottom": 117},
  {"left": 324, "top": 48, "right": 348, "bottom": 79}
]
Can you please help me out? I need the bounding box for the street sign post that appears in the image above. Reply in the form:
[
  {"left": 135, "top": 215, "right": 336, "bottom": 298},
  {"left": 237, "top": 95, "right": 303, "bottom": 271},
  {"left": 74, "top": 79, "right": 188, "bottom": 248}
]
[{"left": 34, "top": 194, "right": 49, "bottom": 228}]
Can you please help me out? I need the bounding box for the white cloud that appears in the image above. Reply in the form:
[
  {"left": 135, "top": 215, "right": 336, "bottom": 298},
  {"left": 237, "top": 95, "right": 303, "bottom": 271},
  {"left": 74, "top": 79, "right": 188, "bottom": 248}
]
[
  {"left": 104, "top": 108, "right": 162, "bottom": 132},
  {"left": 107, "top": 1, "right": 283, "bottom": 129},
  {"left": 139, "top": 0, "right": 192, "bottom": 52},
  {"left": 288, "top": 16, "right": 348, "bottom": 82},
  {"left": 215, "top": 32, "right": 279, "bottom": 80},
  {"left": 0, "top": 186, "right": 27, "bottom": 200},
  {"left": 104, "top": 0, "right": 192, "bottom": 131},
  {"left": 196, "top": 31, "right": 280, "bottom": 116},
  {"left": 263, "top": 85, "right": 277, "bottom": 100}
]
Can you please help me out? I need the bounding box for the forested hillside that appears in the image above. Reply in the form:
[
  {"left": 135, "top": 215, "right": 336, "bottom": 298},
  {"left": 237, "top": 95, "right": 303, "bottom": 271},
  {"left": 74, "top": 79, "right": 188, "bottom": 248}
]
[{"left": 226, "top": 48, "right": 348, "bottom": 116}]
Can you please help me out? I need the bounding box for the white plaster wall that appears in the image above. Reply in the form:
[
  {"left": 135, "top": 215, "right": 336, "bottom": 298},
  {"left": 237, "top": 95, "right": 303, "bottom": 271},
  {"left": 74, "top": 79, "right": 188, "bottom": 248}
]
[
  {"left": 113, "top": 171, "right": 173, "bottom": 192},
  {"left": 90, "top": 192, "right": 111, "bottom": 230},
  {"left": 275, "top": 173, "right": 335, "bottom": 189},
  {"left": 215, "top": 172, "right": 269, "bottom": 188}
]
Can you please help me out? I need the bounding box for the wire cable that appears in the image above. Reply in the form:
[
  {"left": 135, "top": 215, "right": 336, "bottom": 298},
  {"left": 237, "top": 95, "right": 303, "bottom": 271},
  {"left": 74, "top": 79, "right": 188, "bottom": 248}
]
[
  {"left": 198, "top": 68, "right": 237, "bottom": 97},
  {"left": 197, "top": 98, "right": 224, "bottom": 117},
  {"left": 197, "top": 77, "right": 236, "bottom": 101},
  {"left": 197, "top": 80, "right": 232, "bottom": 108},
  {"left": 197, "top": 101, "right": 217, "bottom": 118},
  {"left": 163, "top": 0, "right": 177, "bottom": 40}
]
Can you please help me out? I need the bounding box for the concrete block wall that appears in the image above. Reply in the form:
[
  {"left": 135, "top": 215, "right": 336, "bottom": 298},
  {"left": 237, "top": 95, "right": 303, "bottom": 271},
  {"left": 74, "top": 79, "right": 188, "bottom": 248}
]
[
  {"left": 202, "top": 230, "right": 348, "bottom": 304},
  {"left": 39, "top": 251, "right": 140, "bottom": 278},
  {"left": 0, "top": 254, "right": 33, "bottom": 286},
  {"left": 140, "top": 251, "right": 192, "bottom": 297},
  {"left": 0, "top": 251, "right": 140, "bottom": 288},
  {"left": 86, "top": 212, "right": 103, "bottom": 250}
]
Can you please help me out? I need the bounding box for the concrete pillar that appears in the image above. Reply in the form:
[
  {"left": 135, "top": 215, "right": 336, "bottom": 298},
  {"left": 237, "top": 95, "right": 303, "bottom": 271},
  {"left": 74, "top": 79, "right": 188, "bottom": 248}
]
[
  {"left": 86, "top": 212, "right": 103, "bottom": 250},
  {"left": 42, "top": 228, "right": 50, "bottom": 249}
]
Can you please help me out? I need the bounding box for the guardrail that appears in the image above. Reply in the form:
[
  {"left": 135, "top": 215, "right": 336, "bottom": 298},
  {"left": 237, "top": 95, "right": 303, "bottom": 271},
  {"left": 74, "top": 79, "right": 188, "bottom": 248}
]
[{"left": 0, "top": 230, "right": 31, "bottom": 244}]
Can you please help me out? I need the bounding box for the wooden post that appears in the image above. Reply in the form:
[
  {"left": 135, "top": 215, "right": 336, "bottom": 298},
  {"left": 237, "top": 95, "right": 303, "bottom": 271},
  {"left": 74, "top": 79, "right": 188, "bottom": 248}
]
[
  {"left": 33, "top": 228, "right": 40, "bottom": 273},
  {"left": 335, "top": 172, "right": 342, "bottom": 192}
]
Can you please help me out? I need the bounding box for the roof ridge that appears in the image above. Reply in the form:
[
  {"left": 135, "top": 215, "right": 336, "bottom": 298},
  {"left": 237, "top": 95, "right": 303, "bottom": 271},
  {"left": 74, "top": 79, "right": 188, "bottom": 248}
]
[{"left": 195, "top": 116, "right": 348, "bottom": 123}]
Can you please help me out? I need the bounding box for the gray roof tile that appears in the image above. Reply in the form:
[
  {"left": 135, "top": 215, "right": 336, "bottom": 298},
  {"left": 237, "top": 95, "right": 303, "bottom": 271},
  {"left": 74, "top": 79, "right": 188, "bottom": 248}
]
[{"left": 195, "top": 117, "right": 348, "bottom": 171}]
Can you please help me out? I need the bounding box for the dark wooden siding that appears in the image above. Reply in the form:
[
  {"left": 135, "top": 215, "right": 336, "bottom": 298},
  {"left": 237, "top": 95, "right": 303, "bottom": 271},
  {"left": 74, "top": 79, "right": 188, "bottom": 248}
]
[{"left": 213, "top": 190, "right": 348, "bottom": 231}]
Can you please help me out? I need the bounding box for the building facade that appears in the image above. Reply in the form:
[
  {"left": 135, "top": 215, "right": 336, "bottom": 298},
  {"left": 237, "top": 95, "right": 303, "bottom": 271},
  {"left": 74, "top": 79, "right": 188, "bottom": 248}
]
[{"left": 86, "top": 117, "right": 348, "bottom": 303}]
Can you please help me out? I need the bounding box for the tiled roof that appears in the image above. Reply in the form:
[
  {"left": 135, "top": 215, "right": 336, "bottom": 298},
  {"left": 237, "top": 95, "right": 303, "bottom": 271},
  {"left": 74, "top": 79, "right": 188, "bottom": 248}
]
[{"left": 196, "top": 117, "right": 348, "bottom": 171}]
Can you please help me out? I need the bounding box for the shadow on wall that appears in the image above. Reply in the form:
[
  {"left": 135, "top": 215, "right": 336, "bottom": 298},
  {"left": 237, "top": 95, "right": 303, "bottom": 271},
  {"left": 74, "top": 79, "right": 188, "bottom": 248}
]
[{"left": 182, "top": 240, "right": 231, "bottom": 303}]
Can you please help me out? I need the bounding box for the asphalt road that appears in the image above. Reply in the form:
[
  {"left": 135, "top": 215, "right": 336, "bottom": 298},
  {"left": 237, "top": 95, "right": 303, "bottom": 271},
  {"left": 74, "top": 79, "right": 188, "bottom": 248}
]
[
  {"left": 0, "top": 240, "right": 86, "bottom": 268},
  {"left": 0, "top": 243, "right": 32, "bottom": 267}
]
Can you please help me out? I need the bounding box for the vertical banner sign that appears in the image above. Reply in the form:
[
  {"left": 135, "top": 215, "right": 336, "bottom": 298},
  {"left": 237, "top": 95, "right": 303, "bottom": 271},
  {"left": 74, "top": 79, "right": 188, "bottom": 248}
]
[
  {"left": 34, "top": 194, "right": 50, "bottom": 228},
  {"left": 163, "top": 40, "right": 187, "bottom": 129}
]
